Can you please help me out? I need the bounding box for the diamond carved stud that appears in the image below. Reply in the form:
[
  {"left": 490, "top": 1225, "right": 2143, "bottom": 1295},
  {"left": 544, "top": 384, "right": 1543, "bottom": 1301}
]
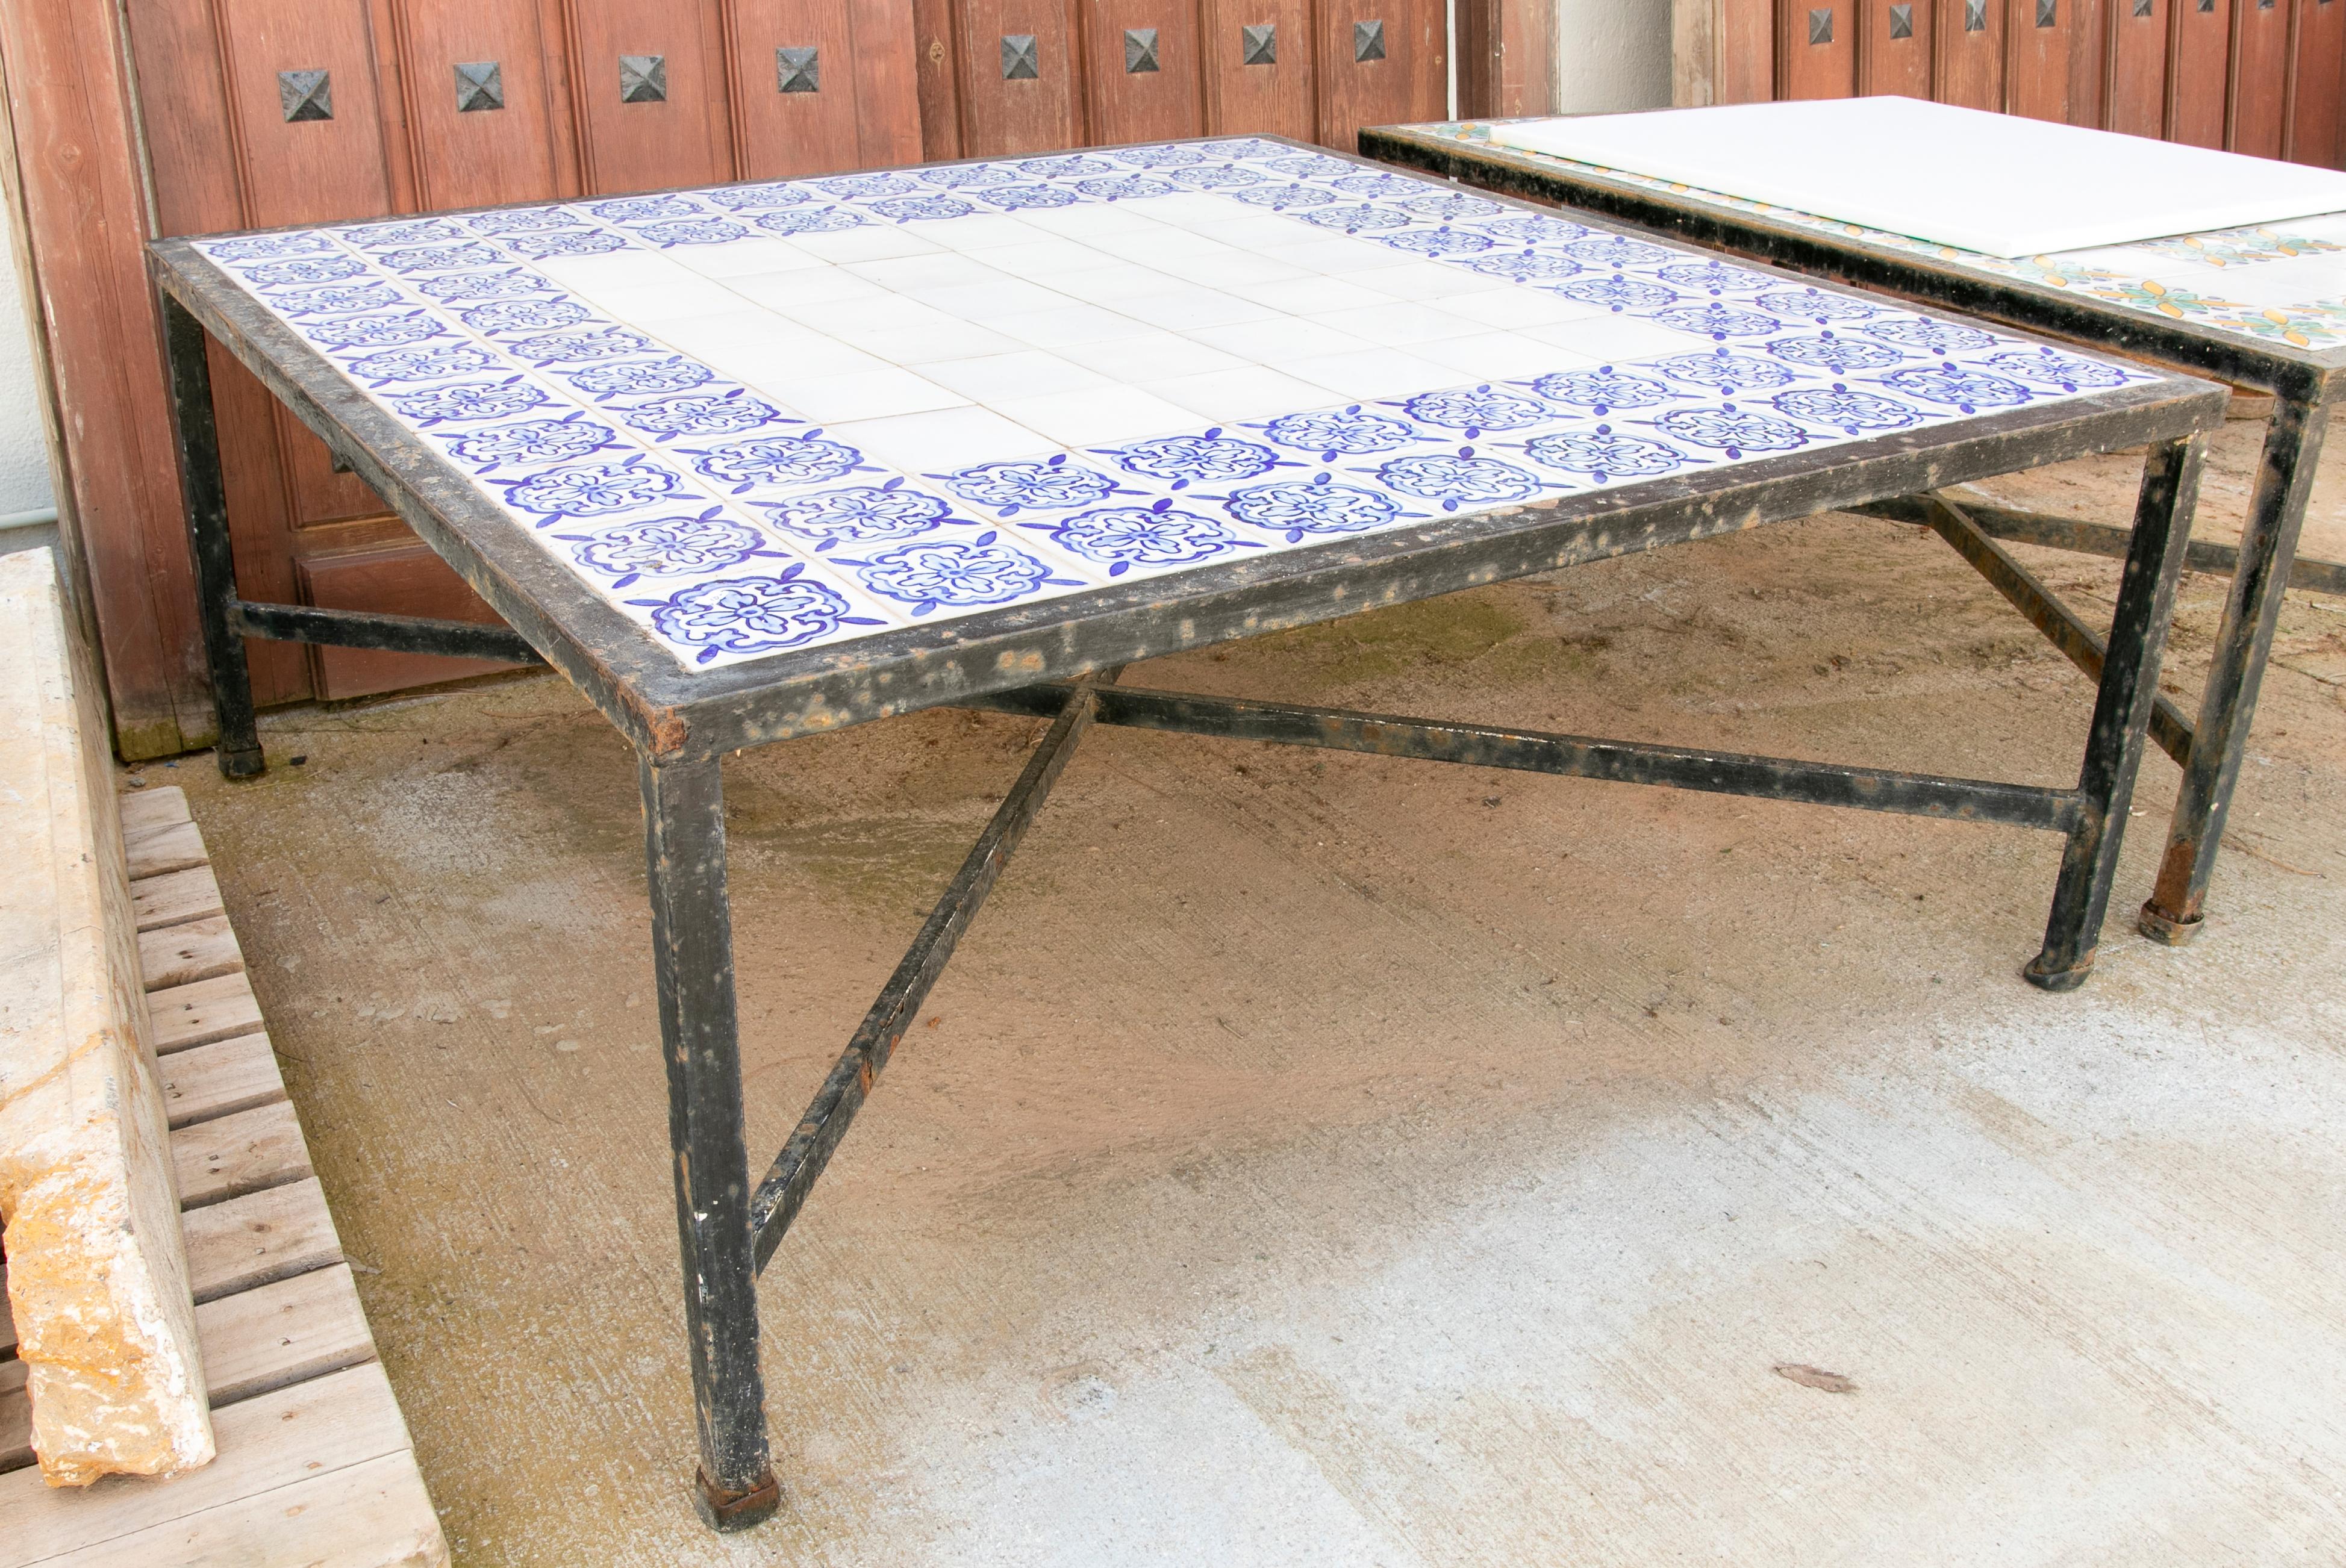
[
  {"left": 778, "top": 46, "right": 819, "bottom": 93},
  {"left": 1888, "top": 4, "right": 1913, "bottom": 39},
  {"left": 278, "top": 69, "right": 332, "bottom": 123},
  {"left": 2037, "top": 0, "right": 2057, "bottom": 25},
  {"left": 1241, "top": 22, "right": 1277, "bottom": 63},
  {"left": 454, "top": 61, "right": 504, "bottom": 113},
  {"left": 1808, "top": 7, "right": 1833, "bottom": 43},
  {"left": 620, "top": 55, "right": 666, "bottom": 104},
  {"left": 1002, "top": 33, "right": 1040, "bottom": 79},
  {"left": 1965, "top": 0, "right": 1988, "bottom": 30},
  {"left": 2133, "top": 0, "right": 2153, "bottom": 14},
  {"left": 1125, "top": 27, "right": 1159, "bottom": 72},
  {"left": 1354, "top": 19, "right": 1385, "bottom": 61}
]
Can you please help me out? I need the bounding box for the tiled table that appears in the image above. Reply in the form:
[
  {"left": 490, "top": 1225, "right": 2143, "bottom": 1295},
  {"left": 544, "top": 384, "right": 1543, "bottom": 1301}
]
[
  {"left": 1364, "top": 118, "right": 2346, "bottom": 948},
  {"left": 150, "top": 136, "right": 2221, "bottom": 1532}
]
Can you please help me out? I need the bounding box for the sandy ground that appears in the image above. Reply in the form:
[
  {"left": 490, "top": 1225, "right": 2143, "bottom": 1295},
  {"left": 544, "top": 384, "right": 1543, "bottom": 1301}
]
[{"left": 161, "top": 409, "right": 2346, "bottom": 1566}]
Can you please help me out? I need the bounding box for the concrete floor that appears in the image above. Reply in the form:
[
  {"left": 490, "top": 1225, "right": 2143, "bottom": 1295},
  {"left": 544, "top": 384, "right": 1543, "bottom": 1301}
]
[{"left": 163, "top": 411, "right": 2346, "bottom": 1566}]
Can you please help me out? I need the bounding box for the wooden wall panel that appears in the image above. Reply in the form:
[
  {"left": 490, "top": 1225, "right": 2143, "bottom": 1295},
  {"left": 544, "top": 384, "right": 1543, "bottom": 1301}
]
[
  {"left": 2289, "top": 0, "right": 2346, "bottom": 163},
  {"left": 1313, "top": 0, "right": 1446, "bottom": 152},
  {"left": 2108, "top": 0, "right": 2170, "bottom": 133},
  {"left": 1720, "top": 0, "right": 1780, "bottom": 99},
  {"left": 1934, "top": 0, "right": 2007, "bottom": 109},
  {"left": 1861, "top": 0, "right": 1936, "bottom": 96},
  {"left": 1078, "top": 0, "right": 1208, "bottom": 144},
  {"left": 1201, "top": 0, "right": 1317, "bottom": 135},
  {"left": 563, "top": 4, "right": 736, "bottom": 192},
  {"left": 912, "top": 0, "right": 967, "bottom": 158},
  {"left": 2227, "top": 0, "right": 2291, "bottom": 154},
  {"left": 0, "top": 1, "right": 213, "bottom": 754},
  {"left": 1778, "top": 0, "right": 1859, "bottom": 96},
  {"left": 2169, "top": 0, "right": 2233, "bottom": 145},
  {"left": 1458, "top": 0, "right": 1555, "bottom": 117},
  {"left": 390, "top": 0, "right": 571, "bottom": 210},
  {"left": 296, "top": 535, "right": 522, "bottom": 700},
  {"left": 849, "top": 0, "right": 928, "bottom": 167},
  {"left": 2065, "top": 0, "right": 2106, "bottom": 124},
  {"left": 728, "top": 0, "right": 869, "bottom": 176},
  {"left": 210, "top": 0, "right": 399, "bottom": 228},
  {"left": 955, "top": 0, "right": 1085, "bottom": 155},
  {"left": 2007, "top": 0, "right": 2087, "bottom": 122}
]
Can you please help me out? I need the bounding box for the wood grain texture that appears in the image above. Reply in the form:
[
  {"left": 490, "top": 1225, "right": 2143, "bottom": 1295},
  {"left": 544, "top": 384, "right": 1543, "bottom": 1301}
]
[
  {"left": 2005, "top": 0, "right": 2091, "bottom": 123},
  {"left": 172, "top": 1099, "right": 314, "bottom": 1209},
  {"left": 1861, "top": 0, "right": 1936, "bottom": 96},
  {"left": 117, "top": 785, "right": 193, "bottom": 836},
  {"left": 150, "top": 971, "right": 268, "bottom": 1057},
  {"left": 193, "top": 1266, "right": 378, "bottom": 1410},
  {"left": 0, "top": 1364, "right": 419, "bottom": 1564},
  {"left": 1777, "top": 0, "right": 1858, "bottom": 98},
  {"left": 562, "top": 0, "right": 736, "bottom": 193},
  {"left": 161, "top": 1032, "right": 288, "bottom": 1131},
  {"left": 37, "top": 1449, "right": 445, "bottom": 1568},
  {"left": 0, "top": 1, "right": 214, "bottom": 755},
  {"left": 728, "top": 0, "right": 867, "bottom": 177},
  {"left": 133, "top": 864, "right": 226, "bottom": 933},
  {"left": 389, "top": 0, "right": 570, "bottom": 210},
  {"left": 140, "top": 913, "right": 248, "bottom": 992},
  {"left": 181, "top": 1179, "right": 345, "bottom": 1305},
  {"left": 296, "top": 537, "right": 522, "bottom": 702},
  {"left": 955, "top": 0, "right": 1086, "bottom": 155},
  {"left": 0, "top": 1360, "right": 28, "bottom": 1473},
  {"left": 1457, "top": 0, "right": 1553, "bottom": 117},
  {"left": 2171, "top": 0, "right": 2234, "bottom": 145},
  {"left": 852, "top": 0, "right": 929, "bottom": 167},
  {"left": 2289, "top": 0, "right": 2346, "bottom": 164},
  {"left": 1202, "top": 0, "right": 1317, "bottom": 135},
  {"left": 2228, "top": 0, "right": 2292, "bottom": 155},
  {"left": 1933, "top": 0, "right": 2007, "bottom": 110},
  {"left": 913, "top": 0, "right": 968, "bottom": 156},
  {"left": 125, "top": 818, "right": 208, "bottom": 882},
  {"left": 1720, "top": 0, "right": 1779, "bottom": 100},
  {"left": 1312, "top": 0, "right": 1446, "bottom": 152},
  {"left": 1078, "top": 0, "right": 1209, "bottom": 145},
  {"left": 2109, "top": 0, "right": 2171, "bottom": 134}
]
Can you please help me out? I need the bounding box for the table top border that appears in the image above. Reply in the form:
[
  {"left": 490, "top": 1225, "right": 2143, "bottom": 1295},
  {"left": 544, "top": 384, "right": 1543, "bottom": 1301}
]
[
  {"left": 148, "top": 135, "right": 2229, "bottom": 764},
  {"left": 1362, "top": 121, "right": 2346, "bottom": 402}
]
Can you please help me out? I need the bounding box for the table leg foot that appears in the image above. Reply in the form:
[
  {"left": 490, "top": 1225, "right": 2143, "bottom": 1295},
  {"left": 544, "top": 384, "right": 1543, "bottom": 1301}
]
[
  {"left": 2136, "top": 897, "right": 2204, "bottom": 947},
  {"left": 2022, "top": 948, "right": 2097, "bottom": 992},
  {"left": 216, "top": 744, "right": 266, "bottom": 780},
  {"left": 693, "top": 1465, "right": 780, "bottom": 1532}
]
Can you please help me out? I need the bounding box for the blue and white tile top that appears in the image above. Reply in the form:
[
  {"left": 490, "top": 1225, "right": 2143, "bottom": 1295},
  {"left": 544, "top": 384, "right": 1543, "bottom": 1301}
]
[{"left": 193, "top": 139, "right": 2158, "bottom": 674}]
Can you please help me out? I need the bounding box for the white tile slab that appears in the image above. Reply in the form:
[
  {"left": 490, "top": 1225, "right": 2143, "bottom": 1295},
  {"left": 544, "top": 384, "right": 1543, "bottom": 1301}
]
[{"left": 1488, "top": 97, "right": 2346, "bottom": 258}]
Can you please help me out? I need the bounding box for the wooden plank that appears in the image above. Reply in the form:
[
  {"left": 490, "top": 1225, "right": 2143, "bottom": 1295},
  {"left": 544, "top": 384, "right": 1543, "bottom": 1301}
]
[
  {"left": 954, "top": 0, "right": 1085, "bottom": 157},
  {"left": 1314, "top": 0, "right": 1447, "bottom": 152},
  {"left": 0, "top": 1363, "right": 419, "bottom": 1564},
  {"left": 2228, "top": 0, "right": 2291, "bottom": 155},
  {"left": 194, "top": 1266, "right": 376, "bottom": 1411},
  {"left": 1933, "top": 0, "right": 2007, "bottom": 110},
  {"left": 1779, "top": 0, "right": 1858, "bottom": 98},
  {"left": 2007, "top": 0, "right": 2090, "bottom": 123},
  {"left": 2290, "top": 0, "right": 2346, "bottom": 165},
  {"left": 149, "top": 971, "right": 266, "bottom": 1057},
  {"left": 849, "top": 0, "right": 928, "bottom": 170},
  {"left": 133, "top": 865, "right": 224, "bottom": 933},
  {"left": 2170, "top": 0, "right": 2233, "bottom": 146},
  {"left": 1078, "top": 0, "right": 1208, "bottom": 143},
  {"left": 161, "top": 1033, "right": 287, "bottom": 1132},
  {"left": 1, "top": 1359, "right": 27, "bottom": 1473},
  {"left": 123, "top": 818, "right": 206, "bottom": 882},
  {"left": 0, "top": 0, "right": 213, "bottom": 759},
  {"left": 139, "top": 913, "right": 246, "bottom": 992},
  {"left": 1861, "top": 0, "right": 1936, "bottom": 96},
  {"left": 2109, "top": 0, "right": 2171, "bottom": 135},
  {"left": 173, "top": 1101, "right": 313, "bottom": 1212},
  {"left": 1719, "top": 0, "right": 1778, "bottom": 101},
  {"left": 41, "top": 1449, "right": 446, "bottom": 1568},
  {"left": 181, "top": 1180, "right": 345, "bottom": 1307},
  {"left": 912, "top": 0, "right": 966, "bottom": 157},
  {"left": 1203, "top": 0, "right": 1317, "bottom": 135},
  {"left": 115, "top": 786, "right": 191, "bottom": 837},
  {"left": 296, "top": 537, "right": 522, "bottom": 703}
]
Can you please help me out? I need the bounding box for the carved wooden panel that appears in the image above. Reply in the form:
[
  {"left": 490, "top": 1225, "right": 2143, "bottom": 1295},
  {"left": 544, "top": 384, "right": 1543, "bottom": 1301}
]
[
  {"left": 1778, "top": 0, "right": 1857, "bottom": 98},
  {"left": 954, "top": 0, "right": 1084, "bottom": 155},
  {"left": 2290, "top": 0, "right": 2346, "bottom": 164},
  {"left": 2109, "top": 0, "right": 2171, "bottom": 135},
  {"left": 561, "top": 3, "right": 735, "bottom": 193},
  {"left": 390, "top": 0, "right": 574, "bottom": 210},
  {"left": 2169, "top": 0, "right": 2233, "bottom": 146},
  {"left": 1201, "top": 0, "right": 1317, "bottom": 137},
  {"left": 1078, "top": 0, "right": 1208, "bottom": 145},
  {"left": 1313, "top": 0, "right": 1446, "bottom": 153},
  {"left": 1861, "top": 0, "right": 1935, "bottom": 96},
  {"left": 2227, "top": 0, "right": 2291, "bottom": 155},
  {"left": 1933, "top": 0, "right": 2006, "bottom": 110}
]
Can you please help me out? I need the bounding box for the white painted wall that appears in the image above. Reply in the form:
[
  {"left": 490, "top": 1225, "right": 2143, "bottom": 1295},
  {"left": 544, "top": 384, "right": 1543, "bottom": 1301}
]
[
  {"left": 0, "top": 192, "right": 55, "bottom": 519},
  {"left": 1551, "top": 0, "right": 1673, "bottom": 114}
]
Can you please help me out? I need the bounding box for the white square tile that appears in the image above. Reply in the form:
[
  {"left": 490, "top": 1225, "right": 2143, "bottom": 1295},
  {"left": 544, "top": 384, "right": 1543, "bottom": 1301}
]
[
  {"left": 1141, "top": 366, "right": 1335, "bottom": 422},
  {"left": 786, "top": 225, "right": 948, "bottom": 263},
  {"left": 911, "top": 349, "right": 1112, "bottom": 402},
  {"left": 1527, "top": 316, "right": 1711, "bottom": 361},
  {"left": 1221, "top": 275, "right": 1397, "bottom": 314},
  {"left": 1282, "top": 346, "right": 1468, "bottom": 400},
  {"left": 1050, "top": 333, "right": 1249, "bottom": 379},
  {"left": 992, "top": 302, "right": 1171, "bottom": 347},
  {"left": 720, "top": 334, "right": 891, "bottom": 385},
  {"left": 720, "top": 268, "right": 891, "bottom": 313},
  {"left": 1104, "top": 287, "right": 1278, "bottom": 331},
  {"left": 923, "top": 214, "right": 1049, "bottom": 251},
  {"left": 966, "top": 237, "right": 1126, "bottom": 276},
  {"left": 673, "top": 238, "right": 829, "bottom": 279},
  {"left": 1356, "top": 262, "right": 1515, "bottom": 300},
  {"left": 832, "top": 405, "right": 1056, "bottom": 470},
  {"left": 1412, "top": 332, "right": 1586, "bottom": 382},
  {"left": 533, "top": 250, "right": 700, "bottom": 293},
  {"left": 645, "top": 310, "right": 797, "bottom": 361},
  {"left": 1308, "top": 301, "right": 1490, "bottom": 347},
  {"left": 913, "top": 277, "right": 1079, "bottom": 319},
  {"left": 850, "top": 321, "right": 1029, "bottom": 364},
  {"left": 1165, "top": 251, "right": 1317, "bottom": 290},
  {"left": 1187, "top": 317, "right": 1378, "bottom": 365},
  {"left": 1433, "top": 289, "right": 1612, "bottom": 330},
  {"left": 847, "top": 252, "right": 1001, "bottom": 291},
  {"left": 1083, "top": 228, "right": 1246, "bottom": 267},
  {"left": 992, "top": 385, "right": 1200, "bottom": 446},
  {"left": 1255, "top": 236, "right": 1417, "bottom": 275},
  {"left": 1017, "top": 203, "right": 1172, "bottom": 239},
  {"left": 585, "top": 278, "right": 752, "bottom": 324},
  {"left": 764, "top": 367, "right": 969, "bottom": 423},
  {"left": 1041, "top": 264, "right": 1185, "bottom": 305}
]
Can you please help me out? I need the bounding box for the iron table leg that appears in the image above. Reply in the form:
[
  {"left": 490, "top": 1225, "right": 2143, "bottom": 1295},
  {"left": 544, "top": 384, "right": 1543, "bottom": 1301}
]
[
  {"left": 160, "top": 295, "right": 264, "bottom": 780},
  {"left": 2029, "top": 435, "right": 2207, "bottom": 991},
  {"left": 2139, "top": 393, "right": 2333, "bottom": 944},
  {"left": 640, "top": 754, "right": 779, "bottom": 1531}
]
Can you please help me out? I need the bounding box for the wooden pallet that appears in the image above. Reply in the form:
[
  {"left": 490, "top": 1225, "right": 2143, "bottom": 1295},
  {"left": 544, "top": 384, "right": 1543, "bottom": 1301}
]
[{"left": 0, "top": 786, "right": 446, "bottom": 1568}]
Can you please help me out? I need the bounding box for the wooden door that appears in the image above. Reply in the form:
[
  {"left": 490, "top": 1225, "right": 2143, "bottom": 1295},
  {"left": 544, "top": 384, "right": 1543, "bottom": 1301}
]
[
  {"left": 2108, "top": 0, "right": 2172, "bottom": 135},
  {"left": 1779, "top": 0, "right": 1859, "bottom": 98},
  {"left": 120, "top": 0, "right": 922, "bottom": 703},
  {"left": 2169, "top": 0, "right": 2233, "bottom": 145},
  {"left": 2226, "top": 0, "right": 2291, "bottom": 154},
  {"left": 1860, "top": 0, "right": 1937, "bottom": 96},
  {"left": 1934, "top": 0, "right": 2007, "bottom": 108}
]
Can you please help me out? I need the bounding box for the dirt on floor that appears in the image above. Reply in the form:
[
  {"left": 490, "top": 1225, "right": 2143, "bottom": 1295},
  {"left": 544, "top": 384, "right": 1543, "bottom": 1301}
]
[{"left": 160, "top": 406, "right": 2346, "bottom": 1566}]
